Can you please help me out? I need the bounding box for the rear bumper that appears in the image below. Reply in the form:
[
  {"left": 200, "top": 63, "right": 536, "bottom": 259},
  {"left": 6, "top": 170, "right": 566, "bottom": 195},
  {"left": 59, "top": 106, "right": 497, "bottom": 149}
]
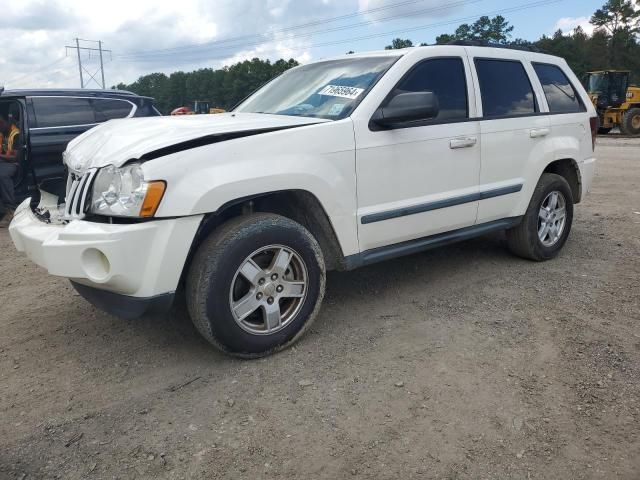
[
  {"left": 578, "top": 157, "right": 596, "bottom": 201},
  {"left": 9, "top": 198, "right": 203, "bottom": 304}
]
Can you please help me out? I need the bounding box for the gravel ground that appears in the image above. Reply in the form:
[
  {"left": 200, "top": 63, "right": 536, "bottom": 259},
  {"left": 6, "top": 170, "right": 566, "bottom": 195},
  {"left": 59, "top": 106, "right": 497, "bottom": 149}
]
[{"left": 1, "top": 138, "right": 639, "bottom": 480}]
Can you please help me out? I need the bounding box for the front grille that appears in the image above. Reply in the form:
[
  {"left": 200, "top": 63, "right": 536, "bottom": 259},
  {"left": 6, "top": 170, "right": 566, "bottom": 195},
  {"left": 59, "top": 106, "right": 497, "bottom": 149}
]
[{"left": 64, "top": 168, "right": 97, "bottom": 220}]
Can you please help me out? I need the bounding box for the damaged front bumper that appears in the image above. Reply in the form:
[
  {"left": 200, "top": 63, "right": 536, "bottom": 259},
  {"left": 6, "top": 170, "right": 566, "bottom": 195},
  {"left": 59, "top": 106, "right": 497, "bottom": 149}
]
[{"left": 8, "top": 198, "right": 203, "bottom": 318}]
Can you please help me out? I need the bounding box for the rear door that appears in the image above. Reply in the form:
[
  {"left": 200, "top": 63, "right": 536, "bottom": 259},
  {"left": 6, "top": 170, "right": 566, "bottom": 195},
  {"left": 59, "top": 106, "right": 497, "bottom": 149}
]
[
  {"left": 28, "top": 96, "right": 98, "bottom": 191},
  {"left": 530, "top": 62, "right": 590, "bottom": 166},
  {"left": 469, "top": 53, "right": 552, "bottom": 224},
  {"left": 27, "top": 96, "right": 136, "bottom": 195}
]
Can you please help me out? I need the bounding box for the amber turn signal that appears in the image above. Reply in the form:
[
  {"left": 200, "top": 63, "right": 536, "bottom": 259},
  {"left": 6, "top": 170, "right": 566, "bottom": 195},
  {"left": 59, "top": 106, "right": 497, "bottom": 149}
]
[{"left": 140, "top": 181, "right": 166, "bottom": 218}]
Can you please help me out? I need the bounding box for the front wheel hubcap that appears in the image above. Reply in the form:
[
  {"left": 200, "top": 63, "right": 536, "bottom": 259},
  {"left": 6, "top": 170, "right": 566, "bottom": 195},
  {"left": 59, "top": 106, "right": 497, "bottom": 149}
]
[
  {"left": 229, "top": 245, "right": 308, "bottom": 335},
  {"left": 538, "top": 191, "right": 567, "bottom": 247}
]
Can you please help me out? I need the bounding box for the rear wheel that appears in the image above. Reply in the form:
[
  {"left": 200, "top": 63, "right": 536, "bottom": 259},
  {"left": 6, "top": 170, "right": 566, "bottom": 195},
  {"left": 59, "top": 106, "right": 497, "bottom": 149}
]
[
  {"left": 620, "top": 108, "right": 640, "bottom": 136},
  {"left": 506, "top": 173, "right": 574, "bottom": 261},
  {"left": 186, "top": 213, "right": 326, "bottom": 358}
]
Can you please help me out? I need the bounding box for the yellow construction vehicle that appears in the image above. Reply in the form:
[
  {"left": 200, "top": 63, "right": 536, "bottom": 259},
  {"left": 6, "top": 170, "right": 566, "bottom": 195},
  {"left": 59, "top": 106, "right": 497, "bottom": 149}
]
[
  {"left": 585, "top": 70, "right": 640, "bottom": 135},
  {"left": 195, "top": 101, "right": 226, "bottom": 115}
]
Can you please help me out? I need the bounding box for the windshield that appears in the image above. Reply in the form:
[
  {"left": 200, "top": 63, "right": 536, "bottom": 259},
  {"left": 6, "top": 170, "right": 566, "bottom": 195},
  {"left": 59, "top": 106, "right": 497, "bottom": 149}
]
[
  {"left": 234, "top": 56, "right": 399, "bottom": 120},
  {"left": 587, "top": 74, "right": 608, "bottom": 93}
]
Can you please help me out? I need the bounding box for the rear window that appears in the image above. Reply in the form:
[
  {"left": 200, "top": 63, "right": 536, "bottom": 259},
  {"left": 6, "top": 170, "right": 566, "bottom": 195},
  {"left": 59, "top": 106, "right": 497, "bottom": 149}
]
[
  {"left": 475, "top": 59, "right": 537, "bottom": 117},
  {"left": 533, "top": 63, "right": 585, "bottom": 113},
  {"left": 92, "top": 98, "right": 134, "bottom": 121},
  {"left": 32, "top": 97, "right": 96, "bottom": 128}
]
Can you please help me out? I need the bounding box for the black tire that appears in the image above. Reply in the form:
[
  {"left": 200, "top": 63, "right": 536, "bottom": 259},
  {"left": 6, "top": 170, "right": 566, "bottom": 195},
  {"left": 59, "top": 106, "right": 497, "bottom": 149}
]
[
  {"left": 506, "top": 173, "right": 574, "bottom": 261},
  {"left": 620, "top": 108, "right": 640, "bottom": 136},
  {"left": 186, "top": 213, "right": 326, "bottom": 358},
  {"left": 598, "top": 127, "right": 612, "bottom": 135}
]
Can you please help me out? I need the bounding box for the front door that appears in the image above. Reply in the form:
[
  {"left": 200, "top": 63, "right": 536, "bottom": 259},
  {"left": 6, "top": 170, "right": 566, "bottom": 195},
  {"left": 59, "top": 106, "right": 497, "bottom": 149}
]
[{"left": 353, "top": 55, "right": 481, "bottom": 252}]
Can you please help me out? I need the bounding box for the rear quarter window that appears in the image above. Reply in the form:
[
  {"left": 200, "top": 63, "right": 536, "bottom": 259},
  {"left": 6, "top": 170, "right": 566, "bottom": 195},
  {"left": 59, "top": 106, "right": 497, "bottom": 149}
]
[
  {"left": 475, "top": 59, "right": 537, "bottom": 117},
  {"left": 134, "top": 100, "right": 162, "bottom": 117},
  {"left": 533, "top": 63, "right": 585, "bottom": 113},
  {"left": 92, "top": 98, "right": 134, "bottom": 121},
  {"left": 31, "top": 97, "right": 96, "bottom": 128}
]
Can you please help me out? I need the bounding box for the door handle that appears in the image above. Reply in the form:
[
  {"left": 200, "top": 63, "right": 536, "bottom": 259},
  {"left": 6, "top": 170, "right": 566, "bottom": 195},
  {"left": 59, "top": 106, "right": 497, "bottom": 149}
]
[
  {"left": 449, "top": 137, "right": 477, "bottom": 149},
  {"left": 530, "top": 128, "right": 550, "bottom": 138}
]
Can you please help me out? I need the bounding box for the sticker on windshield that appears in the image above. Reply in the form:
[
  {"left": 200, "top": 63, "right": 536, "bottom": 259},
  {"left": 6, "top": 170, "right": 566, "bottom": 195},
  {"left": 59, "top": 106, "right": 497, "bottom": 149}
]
[
  {"left": 318, "top": 85, "right": 365, "bottom": 99},
  {"left": 327, "top": 103, "right": 346, "bottom": 116}
]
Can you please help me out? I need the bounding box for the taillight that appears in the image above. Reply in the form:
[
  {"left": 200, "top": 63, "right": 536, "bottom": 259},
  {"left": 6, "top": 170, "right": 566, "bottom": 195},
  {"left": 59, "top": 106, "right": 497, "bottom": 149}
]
[{"left": 590, "top": 116, "right": 599, "bottom": 151}]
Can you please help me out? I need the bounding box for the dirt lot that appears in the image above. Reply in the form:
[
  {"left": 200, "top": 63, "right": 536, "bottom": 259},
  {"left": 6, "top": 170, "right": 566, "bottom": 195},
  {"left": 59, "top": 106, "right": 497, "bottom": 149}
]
[{"left": 1, "top": 138, "right": 639, "bottom": 480}]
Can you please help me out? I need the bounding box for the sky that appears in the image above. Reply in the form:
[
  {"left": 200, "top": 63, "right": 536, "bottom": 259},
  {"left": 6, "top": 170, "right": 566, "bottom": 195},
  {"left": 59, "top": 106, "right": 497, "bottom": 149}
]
[{"left": 0, "top": 0, "right": 606, "bottom": 89}]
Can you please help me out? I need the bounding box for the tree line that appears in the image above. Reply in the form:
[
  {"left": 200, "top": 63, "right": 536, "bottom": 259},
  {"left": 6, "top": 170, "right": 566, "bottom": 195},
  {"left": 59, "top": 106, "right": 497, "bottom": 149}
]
[
  {"left": 116, "top": 0, "right": 640, "bottom": 113},
  {"left": 114, "top": 58, "right": 299, "bottom": 114}
]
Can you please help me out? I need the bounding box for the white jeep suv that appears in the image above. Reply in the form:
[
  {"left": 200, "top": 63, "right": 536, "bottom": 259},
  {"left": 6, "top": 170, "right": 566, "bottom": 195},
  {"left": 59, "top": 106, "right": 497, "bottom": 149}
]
[{"left": 9, "top": 45, "right": 597, "bottom": 357}]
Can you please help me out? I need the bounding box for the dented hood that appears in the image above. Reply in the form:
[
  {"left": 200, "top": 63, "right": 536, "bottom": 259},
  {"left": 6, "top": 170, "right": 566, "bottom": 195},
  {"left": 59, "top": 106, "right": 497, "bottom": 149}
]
[{"left": 64, "top": 113, "right": 328, "bottom": 170}]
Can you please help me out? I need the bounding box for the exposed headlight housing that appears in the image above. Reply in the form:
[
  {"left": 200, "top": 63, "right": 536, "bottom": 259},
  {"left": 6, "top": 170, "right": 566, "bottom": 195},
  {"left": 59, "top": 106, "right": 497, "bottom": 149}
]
[{"left": 90, "top": 164, "right": 165, "bottom": 218}]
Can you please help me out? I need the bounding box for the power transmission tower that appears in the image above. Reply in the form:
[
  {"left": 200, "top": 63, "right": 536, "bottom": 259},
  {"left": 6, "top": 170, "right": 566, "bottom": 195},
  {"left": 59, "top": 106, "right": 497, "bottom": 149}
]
[{"left": 65, "top": 39, "right": 112, "bottom": 89}]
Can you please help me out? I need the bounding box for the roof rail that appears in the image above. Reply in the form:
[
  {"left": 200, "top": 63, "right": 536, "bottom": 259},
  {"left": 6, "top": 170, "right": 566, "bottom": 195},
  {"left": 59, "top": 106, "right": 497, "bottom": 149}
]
[{"left": 447, "top": 39, "right": 542, "bottom": 53}]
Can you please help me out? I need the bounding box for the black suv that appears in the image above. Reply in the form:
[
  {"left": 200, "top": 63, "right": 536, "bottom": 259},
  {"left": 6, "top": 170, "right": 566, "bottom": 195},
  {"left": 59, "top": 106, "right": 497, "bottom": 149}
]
[{"left": 0, "top": 89, "right": 160, "bottom": 207}]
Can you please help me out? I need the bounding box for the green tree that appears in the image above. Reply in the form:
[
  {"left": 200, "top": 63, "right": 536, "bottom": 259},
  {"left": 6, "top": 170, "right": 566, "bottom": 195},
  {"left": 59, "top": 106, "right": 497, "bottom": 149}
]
[
  {"left": 591, "top": 0, "right": 639, "bottom": 35},
  {"left": 436, "top": 15, "right": 514, "bottom": 44},
  {"left": 435, "top": 33, "right": 455, "bottom": 44},
  {"left": 115, "top": 58, "right": 299, "bottom": 114},
  {"left": 385, "top": 38, "right": 414, "bottom": 50},
  {"left": 590, "top": 0, "right": 640, "bottom": 78}
]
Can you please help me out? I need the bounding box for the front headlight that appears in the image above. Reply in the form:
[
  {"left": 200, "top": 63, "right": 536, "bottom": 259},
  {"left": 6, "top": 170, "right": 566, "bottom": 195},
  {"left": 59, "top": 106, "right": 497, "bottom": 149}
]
[{"left": 90, "top": 164, "right": 166, "bottom": 218}]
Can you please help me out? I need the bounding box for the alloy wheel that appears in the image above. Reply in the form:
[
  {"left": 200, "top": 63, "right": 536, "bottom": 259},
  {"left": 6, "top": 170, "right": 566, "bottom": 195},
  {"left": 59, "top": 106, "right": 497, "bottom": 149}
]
[
  {"left": 229, "top": 245, "right": 308, "bottom": 335},
  {"left": 538, "top": 191, "right": 567, "bottom": 247}
]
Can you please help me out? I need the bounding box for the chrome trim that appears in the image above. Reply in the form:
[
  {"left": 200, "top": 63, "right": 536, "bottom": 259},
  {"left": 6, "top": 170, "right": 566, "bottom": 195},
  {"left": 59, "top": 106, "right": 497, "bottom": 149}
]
[
  {"left": 78, "top": 169, "right": 98, "bottom": 216},
  {"left": 63, "top": 168, "right": 98, "bottom": 220},
  {"left": 64, "top": 177, "right": 81, "bottom": 218},
  {"left": 70, "top": 174, "right": 85, "bottom": 215},
  {"left": 31, "top": 123, "right": 99, "bottom": 131}
]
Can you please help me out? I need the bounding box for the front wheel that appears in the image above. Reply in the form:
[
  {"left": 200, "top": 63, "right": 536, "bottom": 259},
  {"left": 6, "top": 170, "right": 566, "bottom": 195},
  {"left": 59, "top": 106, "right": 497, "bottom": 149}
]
[
  {"left": 506, "top": 173, "right": 574, "bottom": 261},
  {"left": 186, "top": 213, "right": 326, "bottom": 358}
]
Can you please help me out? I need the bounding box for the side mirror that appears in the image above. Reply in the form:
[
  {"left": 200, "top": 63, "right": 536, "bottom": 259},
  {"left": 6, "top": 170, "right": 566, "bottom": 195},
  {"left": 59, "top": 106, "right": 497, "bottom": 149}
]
[{"left": 372, "top": 91, "right": 439, "bottom": 127}]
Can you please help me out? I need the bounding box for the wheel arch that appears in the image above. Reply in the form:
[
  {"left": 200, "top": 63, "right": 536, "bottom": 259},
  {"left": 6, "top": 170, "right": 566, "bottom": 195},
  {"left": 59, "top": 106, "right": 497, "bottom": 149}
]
[
  {"left": 542, "top": 158, "right": 582, "bottom": 204},
  {"left": 181, "top": 190, "right": 347, "bottom": 286}
]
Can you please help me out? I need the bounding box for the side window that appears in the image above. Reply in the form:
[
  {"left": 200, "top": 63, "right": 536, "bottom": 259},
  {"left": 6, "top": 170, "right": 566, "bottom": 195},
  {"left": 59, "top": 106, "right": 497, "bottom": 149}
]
[
  {"left": 134, "top": 101, "right": 161, "bottom": 117},
  {"left": 393, "top": 57, "right": 468, "bottom": 121},
  {"left": 475, "top": 59, "right": 537, "bottom": 117},
  {"left": 92, "top": 99, "right": 134, "bottom": 122},
  {"left": 31, "top": 97, "right": 96, "bottom": 128},
  {"left": 533, "top": 63, "right": 585, "bottom": 113}
]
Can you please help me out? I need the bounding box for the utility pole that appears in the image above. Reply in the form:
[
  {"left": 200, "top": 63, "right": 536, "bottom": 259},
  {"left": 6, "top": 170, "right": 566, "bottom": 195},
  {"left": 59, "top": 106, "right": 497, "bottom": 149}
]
[
  {"left": 65, "top": 39, "right": 112, "bottom": 89},
  {"left": 75, "top": 38, "right": 84, "bottom": 88},
  {"left": 98, "top": 41, "right": 105, "bottom": 89}
]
